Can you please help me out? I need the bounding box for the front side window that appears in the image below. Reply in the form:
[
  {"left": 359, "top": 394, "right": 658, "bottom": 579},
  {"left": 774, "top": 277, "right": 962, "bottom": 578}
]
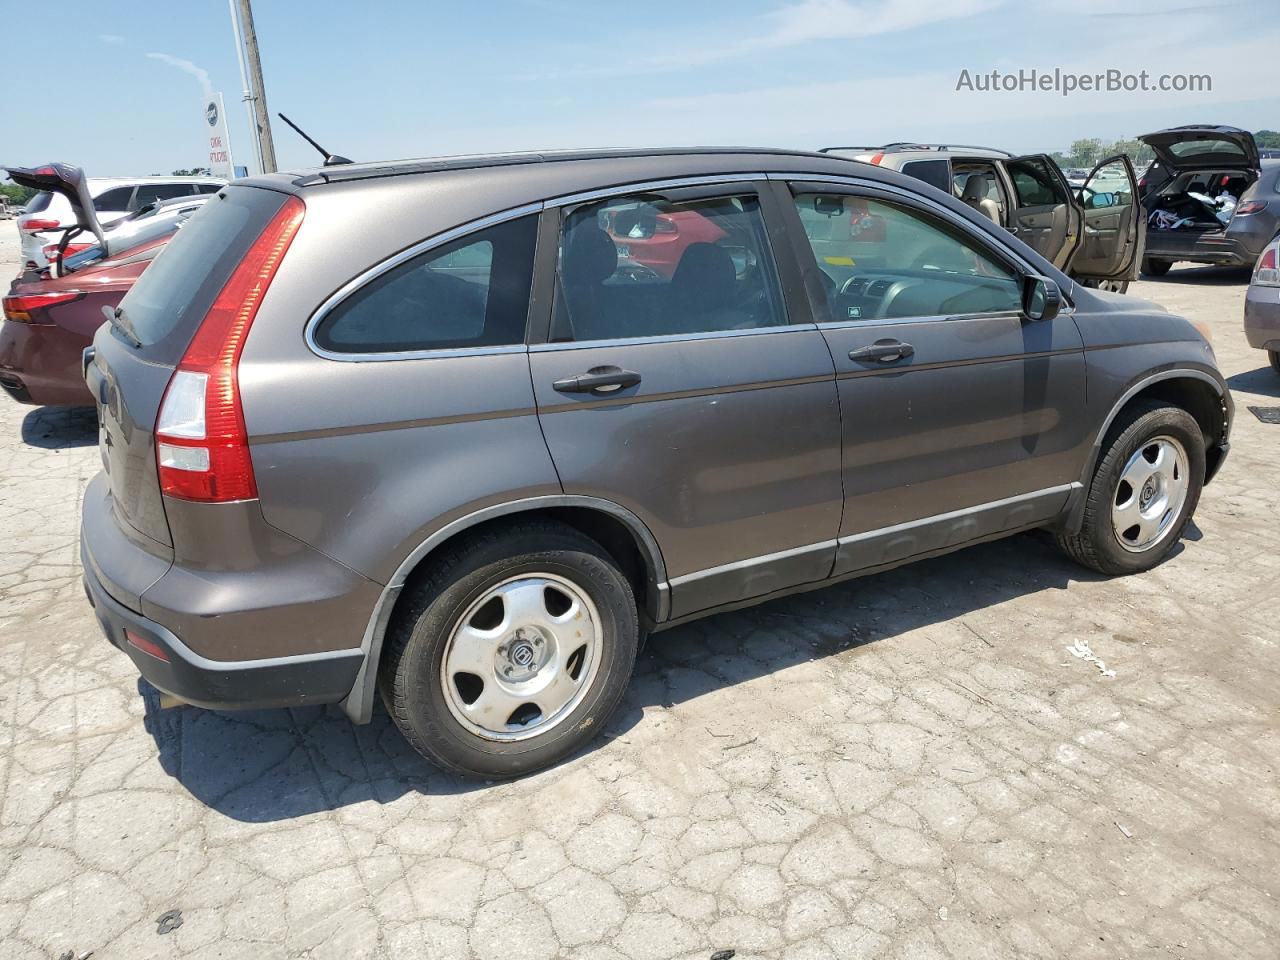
[
  {"left": 134, "top": 183, "right": 197, "bottom": 207},
  {"left": 790, "top": 192, "right": 1022, "bottom": 321},
  {"left": 313, "top": 214, "right": 538, "bottom": 355},
  {"left": 551, "top": 193, "right": 786, "bottom": 342}
]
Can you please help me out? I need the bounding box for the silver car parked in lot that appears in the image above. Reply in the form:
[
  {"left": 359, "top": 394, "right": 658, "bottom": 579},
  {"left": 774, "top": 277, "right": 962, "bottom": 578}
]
[{"left": 81, "top": 148, "right": 1230, "bottom": 777}]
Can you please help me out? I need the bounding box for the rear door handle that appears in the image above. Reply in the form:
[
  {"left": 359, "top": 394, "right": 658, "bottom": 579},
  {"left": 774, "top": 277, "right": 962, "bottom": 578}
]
[
  {"left": 849, "top": 339, "right": 914, "bottom": 363},
  {"left": 552, "top": 365, "right": 642, "bottom": 394}
]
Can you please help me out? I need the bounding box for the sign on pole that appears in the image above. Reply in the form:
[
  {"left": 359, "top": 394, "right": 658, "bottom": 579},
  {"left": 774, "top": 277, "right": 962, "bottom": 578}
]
[{"left": 204, "top": 93, "right": 237, "bottom": 179}]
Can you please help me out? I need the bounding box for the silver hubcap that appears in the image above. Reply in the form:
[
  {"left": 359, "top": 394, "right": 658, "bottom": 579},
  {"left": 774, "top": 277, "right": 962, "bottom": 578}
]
[
  {"left": 1112, "top": 436, "right": 1189, "bottom": 553},
  {"left": 441, "top": 574, "right": 601, "bottom": 741}
]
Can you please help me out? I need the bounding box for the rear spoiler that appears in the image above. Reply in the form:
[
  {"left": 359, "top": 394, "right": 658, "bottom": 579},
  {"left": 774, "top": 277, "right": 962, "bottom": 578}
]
[{"left": 2, "top": 162, "right": 107, "bottom": 248}]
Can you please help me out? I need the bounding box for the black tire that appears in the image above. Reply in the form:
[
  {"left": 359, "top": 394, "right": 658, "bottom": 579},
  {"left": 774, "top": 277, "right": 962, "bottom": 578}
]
[
  {"left": 1141, "top": 257, "right": 1172, "bottom": 278},
  {"left": 1269, "top": 349, "right": 1280, "bottom": 374},
  {"left": 1056, "top": 401, "right": 1205, "bottom": 576},
  {"left": 1080, "top": 278, "right": 1129, "bottom": 294},
  {"left": 379, "top": 521, "right": 639, "bottom": 778}
]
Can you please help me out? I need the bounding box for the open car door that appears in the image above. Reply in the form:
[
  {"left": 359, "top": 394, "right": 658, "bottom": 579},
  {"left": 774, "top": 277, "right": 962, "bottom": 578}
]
[
  {"left": 1004, "top": 154, "right": 1081, "bottom": 271},
  {"left": 1067, "top": 154, "right": 1143, "bottom": 291},
  {"left": 1, "top": 162, "right": 107, "bottom": 274}
]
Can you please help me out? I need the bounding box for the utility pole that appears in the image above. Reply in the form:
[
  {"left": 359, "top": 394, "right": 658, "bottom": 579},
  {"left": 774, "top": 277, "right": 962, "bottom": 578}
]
[
  {"left": 235, "top": 0, "right": 277, "bottom": 173},
  {"left": 226, "top": 0, "right": 262, "bottom": 174}
]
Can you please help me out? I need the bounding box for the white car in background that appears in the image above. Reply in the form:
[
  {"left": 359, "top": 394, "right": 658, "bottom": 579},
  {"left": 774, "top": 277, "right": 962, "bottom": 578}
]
[{"left": 14, "top": 172, "right": 223, "bottom": 271}]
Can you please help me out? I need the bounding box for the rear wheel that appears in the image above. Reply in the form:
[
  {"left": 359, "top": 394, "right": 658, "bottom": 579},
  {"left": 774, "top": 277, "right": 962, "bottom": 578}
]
[
  {"left": 1057, "top": 401, "right": 1204, "bottom": 575},
  {"left": 1141, "top": 257, "right": 1172, "bottom": 277},
  {"left": 379, "top": 521, "right": 639, "bottom": 778},
  {"left": 1269, "top": 349, "right": 1280, "bottom": 374}
]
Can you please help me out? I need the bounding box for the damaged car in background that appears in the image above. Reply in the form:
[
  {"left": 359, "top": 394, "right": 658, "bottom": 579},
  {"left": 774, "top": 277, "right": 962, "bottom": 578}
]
[
  {"left": 1139, "top": 125, "right": 1279, "bottom": 276},
  {"left": 2, "top": 163, "right": 209, "bottom": 406}
]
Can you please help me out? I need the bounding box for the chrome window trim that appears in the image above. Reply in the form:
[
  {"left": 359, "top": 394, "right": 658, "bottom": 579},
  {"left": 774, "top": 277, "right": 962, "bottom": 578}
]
[
  {"left": 545, "top": 173, "right": 768, "bottom": 209},
  {"left": 529, "top": 323, "right": 811, "bottom": 353},
  {"left": 814, "top": 310, "right": 1025, "bottom": 332},
  {"left": 304, "top": 201, "right": 543, "bottom": 363}
]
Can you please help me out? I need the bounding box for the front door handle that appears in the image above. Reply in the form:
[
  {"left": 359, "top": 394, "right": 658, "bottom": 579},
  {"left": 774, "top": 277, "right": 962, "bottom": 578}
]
[
  {"left": 552, "top": 365, "right": 642, "bottom": 394},
  {"left": 849, "top": 339, "right": 914, "bottom": 363}
]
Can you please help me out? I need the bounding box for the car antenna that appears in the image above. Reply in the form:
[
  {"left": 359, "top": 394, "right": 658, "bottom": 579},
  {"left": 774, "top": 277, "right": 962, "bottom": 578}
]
[{"left": 277, "top": 113, "right": 353, "bottom": 166}]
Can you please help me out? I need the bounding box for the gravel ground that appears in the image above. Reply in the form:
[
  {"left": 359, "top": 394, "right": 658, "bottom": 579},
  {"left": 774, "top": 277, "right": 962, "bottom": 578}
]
[{"left": 0, "top": 218, "right": 1277, "bottom": 960}]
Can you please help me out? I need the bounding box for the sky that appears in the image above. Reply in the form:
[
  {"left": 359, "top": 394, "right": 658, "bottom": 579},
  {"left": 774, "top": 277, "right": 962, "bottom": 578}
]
[{"left": 8, "top": 0, "right": 1279, "bottom": 178}]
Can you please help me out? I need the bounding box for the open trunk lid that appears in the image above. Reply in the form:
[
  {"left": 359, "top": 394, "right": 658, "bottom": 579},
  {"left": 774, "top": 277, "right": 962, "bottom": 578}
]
[
  {"left": 1139, "top": 125, "right": 1260, "bottom": 172},
  {"left": 2, "top": 162, "right": 107, "bottom": 249},
  {"left": 86, "top": 186, "right": 290, "bottom": 551}
]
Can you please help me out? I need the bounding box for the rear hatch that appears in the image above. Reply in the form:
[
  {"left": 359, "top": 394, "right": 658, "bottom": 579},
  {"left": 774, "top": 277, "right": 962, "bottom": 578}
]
[
  {"left": 87, "top": 185, "right": 289, "bottom": 551},
  {"left": 1139, "top": 125, "right": 1260, "bottom": 173}
]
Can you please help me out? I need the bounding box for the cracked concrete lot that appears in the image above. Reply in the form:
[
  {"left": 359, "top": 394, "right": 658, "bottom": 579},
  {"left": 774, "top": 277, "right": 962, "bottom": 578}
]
[{"left": 1, "top": 219, "right": 1277, "bottom": 960}]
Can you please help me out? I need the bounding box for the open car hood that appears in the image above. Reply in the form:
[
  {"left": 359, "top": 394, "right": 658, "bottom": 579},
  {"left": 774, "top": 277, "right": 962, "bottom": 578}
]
[
  {"left": 2, "top": 162, "right": 107, "bottom": 246},
  {"left": 1138, "top": 125, "right": 1260, "bottom": 172}
]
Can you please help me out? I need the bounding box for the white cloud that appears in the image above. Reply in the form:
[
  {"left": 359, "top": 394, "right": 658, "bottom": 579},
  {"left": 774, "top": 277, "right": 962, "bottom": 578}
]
[
  {"left": 99, "top": 33, "right": 126, "bottom": 46},
  {"left": 764, "top": 0, "right": 1004, "bottom": 47},
  {"left": 145, "top": 52, "right": 213, "bottom": 99}
]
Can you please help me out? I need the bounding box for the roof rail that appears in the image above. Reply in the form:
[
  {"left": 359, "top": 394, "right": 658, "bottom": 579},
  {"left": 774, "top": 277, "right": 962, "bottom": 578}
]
[
  {"left": 290, "top": 145, "right": 841, "bottom": 186},
  {"left": 821, "top": 143, "right": 1014, "bottom": 158}
]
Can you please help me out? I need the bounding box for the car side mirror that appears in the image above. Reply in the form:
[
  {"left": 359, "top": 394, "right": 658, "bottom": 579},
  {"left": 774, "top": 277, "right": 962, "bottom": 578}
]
[{"left": 1022, "top": 275, "right": 1062, "bottom": 322}]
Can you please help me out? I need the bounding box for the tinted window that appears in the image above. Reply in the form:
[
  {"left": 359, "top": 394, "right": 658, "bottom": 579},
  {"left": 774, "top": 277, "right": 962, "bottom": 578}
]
[
  {"left": 93, "top": 187, "right": 135, "bottom": 211},
  {"left": 901, "top": 159, "right": 951, "bottom": 194},
  {"left": 195, "top": 184, "right": 222, "bottom": 194},
  {"left": 1169, "top": 138, "right": 1246, "bottom": 160},
  {"left": 134, "top": 183, "right": 196, "bottom": 207},
  {"left": 314, "top": 214, "right": 538, "bottom": 354},
  {"left": 121, "top": 188, "right": 286, "bottom": 353},
  {"left": 23, "top": 192, "right": 52, "bottom": 214},
  {"left": 791, "top": 192, "right": 1022, "bottom": 320},
  {"left": 1007, "top": 158, "right": 1067, "bottom": 207},
  {"left": 552, "top": 193, "right": 786, "bottom": 342}
]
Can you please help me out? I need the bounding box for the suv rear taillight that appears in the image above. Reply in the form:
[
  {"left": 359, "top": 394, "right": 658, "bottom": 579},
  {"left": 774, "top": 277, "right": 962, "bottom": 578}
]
[
  {"left": 41, "top": 241, "right": 92, "bottom": 263},
  {"left": 1253, "top": 237, "right": 1280, "bottom": 287},
  {"left": 21, "top": 218, "right": 61, "bottom": 232},
  {"left": 155, "top": 196, "right": 304, "bottom": 502},
  {"left": 3, "top": 291, "right": 85, "bottom": 323}
]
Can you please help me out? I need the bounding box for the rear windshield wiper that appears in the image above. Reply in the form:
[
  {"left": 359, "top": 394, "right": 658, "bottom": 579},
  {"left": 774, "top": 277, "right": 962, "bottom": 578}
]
[{"left": 102, "top": 304, "right": 142, "bottom": 348}]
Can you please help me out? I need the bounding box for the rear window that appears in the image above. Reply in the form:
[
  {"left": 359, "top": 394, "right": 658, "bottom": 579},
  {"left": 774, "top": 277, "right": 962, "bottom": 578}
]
[
  {"left": 1169, "top": 139, "right": 1246, "bottom": 161},
  {"left": 23, "top": 192, "right": 52, "bottom": 214},
  {"left": 119, "top": 187, "right": 286, "bottom": 354}
]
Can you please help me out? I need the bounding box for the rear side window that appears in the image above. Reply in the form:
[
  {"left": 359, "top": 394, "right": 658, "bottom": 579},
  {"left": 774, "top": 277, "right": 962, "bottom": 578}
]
[
  {"left": 552, "top": 193, "right": 786, "bottom": 342},
  {"left": 313, "top": 214, "right": 538, "bottom": 355},
  {"left": 121, "top": 187, "right": 287, "bottom": 353},
  {"left": 23, "top": 192, "right": 52, "bottom": 214},
  {"left": 93, "top": 187, "right": 135, "bottom": 211},
  {"left": 900, "top": 159, "right": 951, "bottom": 194},
  {"left": 1007, "top": 158, "right": 1068, "bottom": 207}
]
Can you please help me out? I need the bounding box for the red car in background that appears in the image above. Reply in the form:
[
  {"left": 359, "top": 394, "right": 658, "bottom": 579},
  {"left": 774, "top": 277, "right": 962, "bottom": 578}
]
[
  {"left": 606, "top": 205, "right": 727, "bottom": 278},
  {"left": 2, "top": 163, "right": 207, "bottom": 406}
]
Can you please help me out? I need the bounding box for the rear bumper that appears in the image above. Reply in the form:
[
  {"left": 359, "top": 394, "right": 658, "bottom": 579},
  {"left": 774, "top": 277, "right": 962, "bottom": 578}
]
[
  {"left": 0, "top": 319, "right": 95, "bottom": 406},
  {"left": 80, "top": 472, "right": 377, "bottom": 712},
  {"left": 1244, "top": 283, "right": 1280, "bottom": 352},
  {"left": 83, "top": 551, "right": 364, "bottom": 710},
  {"left": 1144, "top": 218, "right": 1272, "bottom": 267}
]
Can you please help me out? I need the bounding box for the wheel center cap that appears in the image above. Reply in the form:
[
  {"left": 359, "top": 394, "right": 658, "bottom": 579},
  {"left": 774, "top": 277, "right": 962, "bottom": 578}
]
[
  {"left": 1140, "top": 478, "right": 1157, "bottom": 506},
  {"left": 510, "top": 641, "right": 535, "bottom": 668}
]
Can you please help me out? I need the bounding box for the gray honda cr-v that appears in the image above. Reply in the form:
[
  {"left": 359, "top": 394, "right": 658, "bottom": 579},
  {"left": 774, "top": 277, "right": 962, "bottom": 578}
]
[{"left": 80, "top": 148, "right": 1231, "bottom": 778}]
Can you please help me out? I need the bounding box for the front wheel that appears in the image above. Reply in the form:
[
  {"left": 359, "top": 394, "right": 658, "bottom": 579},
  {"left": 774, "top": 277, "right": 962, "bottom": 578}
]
[
  {"left": 1141, "top": 257, "right": 1172, "bottom": 277},
  {"left": 1057, "top": 401, "right": 1204, "bottom": 575},
  {"left": 379, "top": 521, "right": 639, "bottom": 778},
  {"left": 1080, "top": 278, "right": 1129, "bottom": 294}
]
